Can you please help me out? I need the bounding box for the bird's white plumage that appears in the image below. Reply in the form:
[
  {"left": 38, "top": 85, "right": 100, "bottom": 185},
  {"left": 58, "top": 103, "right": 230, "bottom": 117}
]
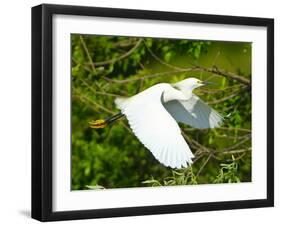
[
  {"left": 115, "top": 84, "right": 194, "bottom": 169},
  {"left": 114, "top": 78, "right": 223, "bottom": 169},
  {"left": 164, "top": 94, "right": 223, "bottom": 129}
]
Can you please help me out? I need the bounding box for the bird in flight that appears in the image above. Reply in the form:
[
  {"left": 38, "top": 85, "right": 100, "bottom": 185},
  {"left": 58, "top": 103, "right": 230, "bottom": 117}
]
[{"left": 89, "top": 78, "right": 223, "bottom": 169}]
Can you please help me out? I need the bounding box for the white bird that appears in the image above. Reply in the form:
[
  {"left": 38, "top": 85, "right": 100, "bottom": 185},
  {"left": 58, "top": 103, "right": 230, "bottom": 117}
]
[{"left": 89, "top": 78, "right": 223, "bottom": 169}]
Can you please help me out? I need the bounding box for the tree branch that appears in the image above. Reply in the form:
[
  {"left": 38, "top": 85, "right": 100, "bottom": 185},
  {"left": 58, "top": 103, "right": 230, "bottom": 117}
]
[
  {"left": 91, "top": 38, "right": 143, "bottom": 66},
  {"left": 142, "top": 42, "right": 251, "bottom": 85},
  {"left": 79, "top": 78, "right": 122, "bottom": 98},
  {"left": 219, "top": 148, "right": 252, "bottom": 155},
  {"left": 207, "top": 85, "right": 249, "bottom": 105},
  {"left": 79, "top": 35, "right": 97, "bottom": 74},
  {"left": 143, "top": 41, "right": 183, "bottom": 71},
  {"left": 197, "top": 66, "right": 251, "bottom": 85},
  {"left": 183, "top": 127, "right": 251, "bottom": 133},
  {"left": 196, "top": 154, "right": 212, "bottom": 178}
]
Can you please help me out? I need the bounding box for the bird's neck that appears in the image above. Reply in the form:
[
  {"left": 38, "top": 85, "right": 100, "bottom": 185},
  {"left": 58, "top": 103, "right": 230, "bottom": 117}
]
[
  {"left": 162, "top": 86, "right": 190, "bottom": 103},
  {"left": 173, "top": 83, "right": 194, "bottom": 100},
  {"left": 181, "top": 89, "right": 193, "bottom": 100}
]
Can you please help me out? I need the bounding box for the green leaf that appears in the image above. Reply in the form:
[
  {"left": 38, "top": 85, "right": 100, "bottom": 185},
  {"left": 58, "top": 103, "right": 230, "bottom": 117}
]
[
  {"left": 164, "top": 52, "right": 172, "bottom": 62},
  {"left": 86, "top": 185, "right": 105, "bottom": 190}
]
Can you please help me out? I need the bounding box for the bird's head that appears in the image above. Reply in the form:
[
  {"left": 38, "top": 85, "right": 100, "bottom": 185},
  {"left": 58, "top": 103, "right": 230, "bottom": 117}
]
[{"left": 173, "top": 77, "right": 213, "bottom": 91}]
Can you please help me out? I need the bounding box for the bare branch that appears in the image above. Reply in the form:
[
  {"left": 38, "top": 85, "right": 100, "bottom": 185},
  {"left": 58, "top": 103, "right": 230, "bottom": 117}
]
[
  {"left": 184, "top": 127, "right": 251, "bottom": 133},
  {"left": 79, "top": 78, "right": 122, "bottom": 98},
  {"left": 79, "top": 35, "right": 97, "bottom": 74},
  {"left": 143, "top": 41, "right": 183, "bottom": 71},
  {"left": 73, "top": 88, "right": 115, "bottom": 114},
  {"left": 142, "top": 41, "right": 251, "bottom": 85},
  {"left": 103, "top": 70, "right": 176, "bottom": 84},
  {"left": 220, "top": 135, "right": 251, "bottom": 152},
  {"left": 91, "top": 38, "right": 143, "bottom": 66},
  {"left": 103, "top": 66, "right": 251, "bottom": 86},
  {"left": 198, "top": 66, "right": 251, "bottom": 85},
  {"left": 207, "top": 86, "right": 249, "bottom": 105},
  {"left": 196, "top": 154, "right": 212, "bottom": 178},
  {"left": 114, "top": 39, "right": 138, "bottom": 47},
  {"left": 197, "top": 84, "right": 245, "bottom": 94},
  {"left": 219, "top": 148, "right": 252, "bottom": 155},
  {"left": 73, "top": 87, "right": 132, "bottom": 134}
]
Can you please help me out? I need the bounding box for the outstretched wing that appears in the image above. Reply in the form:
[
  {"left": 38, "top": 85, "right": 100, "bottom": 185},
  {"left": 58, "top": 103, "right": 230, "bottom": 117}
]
[
  {"left": 115, "top": 95, "right": 194, "bottom": 169},
  {"left": 164, "top": 94, "right": 223, "bottom": 129}
]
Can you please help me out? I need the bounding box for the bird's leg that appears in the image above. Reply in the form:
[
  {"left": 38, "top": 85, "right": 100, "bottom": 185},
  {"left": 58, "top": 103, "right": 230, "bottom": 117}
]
[
  {"left": 89, "top": 112, "right": 124, "bottom": 129},
  {"left": 106, "top": 112, "right": 125, "bottom": 125}
]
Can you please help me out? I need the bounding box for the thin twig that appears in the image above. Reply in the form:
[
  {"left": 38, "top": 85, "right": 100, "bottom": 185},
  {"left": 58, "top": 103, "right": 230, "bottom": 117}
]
[
  {"left": 196, "top": 154, "right": 212, "bottom": 178},
  {"left": 73, "top": 87, "right": 132, "bottom": 133},
  {"left": 114, "top": 39, "right": 138, "bottom": 47},
  {"left": 90, "top": 38, "right": 143, "bottom": 66},
  {"left": 212, "top": 51, "right": 221, "bottom": 67},
  {"left": 197, "top": 84, "right": 245, "bottom": 94},
  {"left": 79, "top": 78, "right": 122, "bottom": 98},
  {"left": 73, "top": 87, "right": 115, "bottom": 114},
  {"left": 142, "top": 41, "right": 250, "bottom": 85},
  {"left": 143, "top": 41, "right": 183, "bottom": 71},
  {"left": 103, "top": 70, "right": 176, "bottom": 84},
  {"left": 199, "top": 66, "right": 250, "bottom": 85},
  {"left": 184, "top": 127, "right": 251, "bottom": 133},
  {"left": 219, "top": 148, "right": 252, "bottom": 155},
  {"left": 206, "top": 86, "right": 249, "bottom": 105},
  {"left": 103, "top": 66, "right": 250, "bottom": 86},
  {"left": 79, "top": 35, "right": 97, "bottom": 74},
  {"left": 219, "top": 136, "right": 251, "bottom": 152}
]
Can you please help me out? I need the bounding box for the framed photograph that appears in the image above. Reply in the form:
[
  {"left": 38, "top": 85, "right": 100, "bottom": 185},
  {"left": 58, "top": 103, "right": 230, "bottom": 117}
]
[{"left": 32, "top": 4, "right": 274, "bottom": 221}]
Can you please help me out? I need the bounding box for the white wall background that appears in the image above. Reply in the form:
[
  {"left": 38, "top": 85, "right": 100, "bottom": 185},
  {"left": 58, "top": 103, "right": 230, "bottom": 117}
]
[{"left": 0, "top": 0, "right": 279, "bottom": 225}]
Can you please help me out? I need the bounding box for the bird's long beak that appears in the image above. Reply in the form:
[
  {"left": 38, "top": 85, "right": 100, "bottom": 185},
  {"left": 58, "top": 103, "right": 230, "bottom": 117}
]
[{"left": 202, "top": 81, "right": 216, "bottom": 85}]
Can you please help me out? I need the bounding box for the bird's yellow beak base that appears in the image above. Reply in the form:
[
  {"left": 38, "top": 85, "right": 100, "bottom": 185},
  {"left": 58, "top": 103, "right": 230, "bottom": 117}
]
[{"left": 89, "top": 119, "right": 107, "bottom": 129}]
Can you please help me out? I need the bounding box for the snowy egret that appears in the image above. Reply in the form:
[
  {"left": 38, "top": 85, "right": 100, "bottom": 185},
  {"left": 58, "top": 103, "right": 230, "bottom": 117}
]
[{"left": 89, "top": 78, "right": 223, "bottom": 168}]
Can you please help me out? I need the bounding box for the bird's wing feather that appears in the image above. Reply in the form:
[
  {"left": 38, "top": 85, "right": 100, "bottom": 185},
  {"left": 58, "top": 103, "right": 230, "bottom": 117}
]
[
  {"left": 164, "top": 94, "right": 223, "bottom": 129},
  {"left": 115, "top": 95, "right": 194, "bottom": 169}
]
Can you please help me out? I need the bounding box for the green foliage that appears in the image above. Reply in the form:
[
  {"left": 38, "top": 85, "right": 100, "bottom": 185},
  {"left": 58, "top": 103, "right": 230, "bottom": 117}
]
[
  {"left": 143, "top": 168, "right": 198, "bottom": 186},
  {"left": 71, "top": 34, "right": 252, "bottom": 190},
  {"left": 213, "top": 156, "right": 241, "bottom": 183},
  {"left": 142, "top": 155, "right": 243, "bottom": 186},
  {"left": 86, "top": 185, "right": 105, "bottom": 190}
]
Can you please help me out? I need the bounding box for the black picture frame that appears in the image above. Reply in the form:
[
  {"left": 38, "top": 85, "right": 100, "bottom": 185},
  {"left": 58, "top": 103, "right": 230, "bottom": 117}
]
[{"left": 32, "top": 3, "right": 274, "bottom": 222}]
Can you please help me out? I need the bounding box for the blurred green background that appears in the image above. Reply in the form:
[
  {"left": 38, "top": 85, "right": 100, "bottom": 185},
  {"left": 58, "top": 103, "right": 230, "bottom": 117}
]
[{"left": 71, "top": 34, "right": 252, "bottom": 190}]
